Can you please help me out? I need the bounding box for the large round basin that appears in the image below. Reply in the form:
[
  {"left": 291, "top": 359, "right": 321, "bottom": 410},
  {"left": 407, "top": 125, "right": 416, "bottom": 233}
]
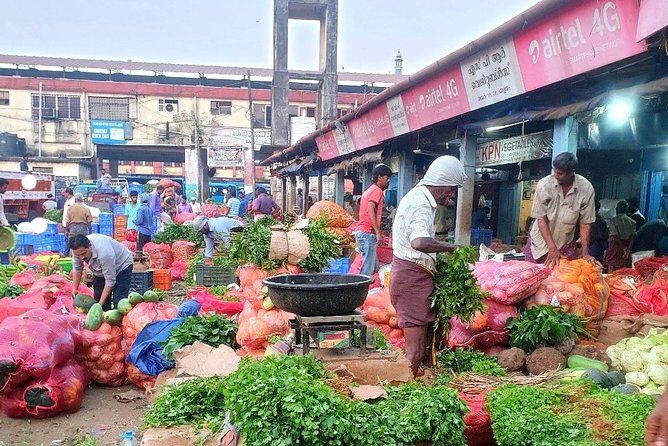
[{"left": 263, "top": 273, "right": 371, "bottom": 316}]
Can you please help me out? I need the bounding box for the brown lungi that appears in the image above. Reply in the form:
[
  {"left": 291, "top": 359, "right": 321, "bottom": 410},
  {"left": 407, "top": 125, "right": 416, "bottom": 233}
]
[{"left": 389, "top": 256, "right": 435, "bottom": 328}]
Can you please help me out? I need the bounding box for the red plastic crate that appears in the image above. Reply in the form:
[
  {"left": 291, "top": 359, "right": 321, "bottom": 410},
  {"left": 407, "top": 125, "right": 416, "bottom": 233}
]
[{"left": 153, "top": 269, "right": 172, "bottom": 291}]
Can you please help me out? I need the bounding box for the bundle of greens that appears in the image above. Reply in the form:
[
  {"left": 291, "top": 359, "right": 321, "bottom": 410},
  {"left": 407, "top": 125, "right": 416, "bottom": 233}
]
[
  {"left": 430, "top": 247, "right": 487, "bottom": 332},
  {"left": 0, "top": 283, "right": 24, "bottom": 299},
  {"left": 507, "top": 305, "right": 590, "bottom": 352},
  {"left": 161, "top": 314, "right": 237, "bottom": 360},
  {"left": 487, "top": 382, "right": 655, "bottom": 446},
  {"left": 299, "top": 218, "right": 340, "bottom": 272},
  {"left": 144, "top": 375, "right": 228, "bottom": 429},
  {"left": 152, "top": 223, "right": 204, "bottom": 248},
  {"left": 351, "top": 328, "right": 390, "bottom": 351},
  {"left": 437, "top": 348, "right": 506, "bottom": 377},
  {"left": 228, "top": 217, "right": 280, "bottom": 270},
  {"left": 43, "top": 209, "right": 62, "bottom": 223}
]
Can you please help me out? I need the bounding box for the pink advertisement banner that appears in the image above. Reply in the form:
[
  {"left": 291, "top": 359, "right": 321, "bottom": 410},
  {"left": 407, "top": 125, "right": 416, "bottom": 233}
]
[
  {"left": 514, "top": 0, "right": 645, "bottom": 92},
  {"left": 347, "top": 103, "right": 395, "bottom": 151},
  {"left": 315, "top": 131, "right": 341, "bottom": 162},
  {"left": 636, "top": 0, "right": 668, "bottom": 41}
]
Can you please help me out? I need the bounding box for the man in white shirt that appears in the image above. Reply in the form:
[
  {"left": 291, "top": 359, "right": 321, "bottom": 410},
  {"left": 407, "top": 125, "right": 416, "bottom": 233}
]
[
  {"left": 61, "top": 187, "right": 75, "bottom": 229},
  {"left": 190, "top": 197, "right": 201, "bottom": 214},
  {"left": 0, "top": 178, "right": 9, "bottom": 226},
  {"left": 389, "top": 155, "right": 466, "bottom": 377}
]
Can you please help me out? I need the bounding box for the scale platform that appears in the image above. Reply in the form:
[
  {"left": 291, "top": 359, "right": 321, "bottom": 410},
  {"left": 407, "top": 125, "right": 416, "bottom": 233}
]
[{"left": 290, "top": 310, "right": 368, "bottom": 356}]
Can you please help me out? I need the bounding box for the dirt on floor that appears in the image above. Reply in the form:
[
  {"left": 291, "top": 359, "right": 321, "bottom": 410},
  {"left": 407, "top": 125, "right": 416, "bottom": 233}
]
[{"left": 0, "top": 385, "right": 148, "bottom": 446}]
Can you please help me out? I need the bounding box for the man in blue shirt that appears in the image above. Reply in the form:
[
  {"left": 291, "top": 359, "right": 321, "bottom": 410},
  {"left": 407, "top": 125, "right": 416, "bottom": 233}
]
[
  {"left": 125, "top": 191, "right": 140, "bottom": 231},
  {"left": 192, "top": 216, "right": 244, "bottom": 263},
  {"left": 134, "top": 194, "right": 154, "bottom": 253},
  {"left": 227, "top": 189, "right": 241, "bottom": 217},
  {"left": 238, "top": 191, "right": 251, "bottom": 218}
]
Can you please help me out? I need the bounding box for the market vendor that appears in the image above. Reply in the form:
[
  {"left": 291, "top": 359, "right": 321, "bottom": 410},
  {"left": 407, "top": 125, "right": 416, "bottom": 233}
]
[
  {"left": 69, "top": 234, "right": 133, "bottom": 311},
  {"left": 524, "top": 153, "right": 595, "bottom": 267},
  {"left": 390, "top": 155, "right": 465, "bottom": 377},
  {"left": 192, "top": 215, "right": 244, "bottom": 263},
  {"left": 646, "top": 389, "right": 668, "bottom": 446},
  {"left": 603, "top": 200, "right": 636, "bottom": 272},
  {"left": 631, "top": 218, "right": 668, "bottom": 255},
  {"left": 252, "top": 187, "right": 280, "bottom": 221}
]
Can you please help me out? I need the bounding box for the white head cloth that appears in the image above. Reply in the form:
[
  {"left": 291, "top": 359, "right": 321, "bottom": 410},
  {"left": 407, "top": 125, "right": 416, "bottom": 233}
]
[{"left": 416, "top": 155, "right": 467, "bottom": 188}]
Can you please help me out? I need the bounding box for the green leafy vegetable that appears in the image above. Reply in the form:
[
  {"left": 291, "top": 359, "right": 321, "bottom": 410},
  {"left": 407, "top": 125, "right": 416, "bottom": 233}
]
[
  {"left": 228, "top": 217, "right": 281, "bottom": 270},
  {"left": 507, "top": 305, "right": 590, "bottom": 352},
  {"left": 161, "top": 314, "right": 237, "bottom": 360},
  {"left": 299, "top": 218, "right": 340, "bottom": 272},
  {"left": 487, "top": 382, "right": 655, "bottom": 446},
  {"left": 153, "top": 223, "right": 204, "bottom": 248},
  {"left": 430, "top": 247, "right": 487, "bottom": 332},
  {"left": 0, "top": 283, "right": 24, "bottom": 299},
  {"left": 144, "top": 376, "right": 228, "bottom": 428},
  {"left": 351, "top": 328, "right": 390, "bottom": 351},
  {"left": 43, "top": 209, "right": 62, "bottom": 223},
  {"left": 437, "top": 348, "right": 506, "bottom": 377}
]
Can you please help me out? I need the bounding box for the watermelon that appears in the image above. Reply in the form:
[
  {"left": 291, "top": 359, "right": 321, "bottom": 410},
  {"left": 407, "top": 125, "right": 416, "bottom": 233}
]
[
  {"left": 117, "top": 298, "right": 132, "bottom": 315},
  {"left": 143, "top": 290, "right": 159, "bottom": 302},
  {"left": 84, "top": 303, "right": 103, "bottom": 330},
  {"left": 73, "top": 294, "right": 95, "bottom": 314},
  {"left": 104, "top": 309, "right": 123, "bottom": 326},
  {"left": 128, "top": 291, "right": 143, "bottom": 305}
]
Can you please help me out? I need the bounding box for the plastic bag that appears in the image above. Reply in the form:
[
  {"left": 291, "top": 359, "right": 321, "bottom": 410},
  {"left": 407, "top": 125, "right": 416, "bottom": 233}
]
[
  {"left": 170, "top": 260, "right": 188, "bottom": 281},
  {"left": 143, "top": 243, "right": 174, "bottom": 269},
  {"left": 605, "top": 275, "right": 643, "bottom": 317},
  {"left": 9, "top": 269, "right": 36, "bottom": 288},
  {"left": 127, "top": 301, "right": 200, "bottom": 377},
  {"left": 447, "top": 300, "right": 517, "bottom": 350},
  {"left": 0, "top": 309, "right": 79, "bottom": 393},
  {"left": 174, "top": 213, "right": 197, "bottom": 224},
  {"left": 74, "top": 322, "right": 127, "bottom": 386},
  {"left": 193, "top": 291, "right": 244, "bottom": 317},
  {"left": 472, "top": 260, "right": 550, "bottom": 305},
  {"left": 459, "top": 391, "right": 493, "bottom": 446},
  {"left": 172, "top": 240, "right": 196, "bottom": 263},
  {"left": 0, "top": 359, "right": 89, "bottom": 419},
  {"left": 236, "top": 301, "right": 290, "bottom": 350}
]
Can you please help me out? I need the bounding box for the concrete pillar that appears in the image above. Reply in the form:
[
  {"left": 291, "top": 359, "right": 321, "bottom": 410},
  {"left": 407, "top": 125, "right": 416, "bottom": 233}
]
[
  {"left": 200, "top": 148, "right": 210, "bottom": 201},
  {"left": 184, "top": 148, "right": 201, "bottom": 200},
  {"left": 397, "top": 150, "right": 414, "bottom": 203},
  {"left": 302, "top": 173, "right": 310, "bottom": 214},
  {"left": 318, "top": 169, "right": 324, "bottom": 200},
  {"left": 455, "top": 133, "right": 477, "bottom": 246},
  {"left": 272, "top": 0, "right": 290, "bottom": 146},
  {"left": 363, "top": 164, "right": 373, "bottom": 190},
  {"left": 108, "top": 159, "right": 119, "bottom": 177},
  {"left": 552, "top": 116, "right": 578, "bottom": 160},
  {"left": 289, "top": 176, "right": 297, "bottom": 213},
  {"left": 281, "top": 177, "right": 288, "bottom": 212},
  {"left": 335, "top": 170, "right": 345, "bottom": 206},
  {"left": 318, "top": 0, "right": 338, "bottom": 126}
]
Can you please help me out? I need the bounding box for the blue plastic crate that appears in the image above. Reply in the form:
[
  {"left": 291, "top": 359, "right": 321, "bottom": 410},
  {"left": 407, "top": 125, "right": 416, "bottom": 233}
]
[
  {"left": 128, "top": 184, "right": 144, "bottom": 195},
  {"left": 112, "top": 204, "right": 125, "bottom": 215},
  {"left": 16, "top": 233, "right": 36, "bottom": 246},
  {"left": 91, "top": 223, "right": 100, "bottom": 234},
  {"left": 0, "top": 251, "right": 9, "bottom": 265},
  {"left": 99, "top": 226, "right": 113, "bottom": 236},
  {"left": 98, "top": 213, "right": 114, "bottom": 226},
  {"left": 471, "top": 229, "right": 493, "bottom": 247},
  {"left": 323, "top": 257, "right": 350, "bottom": 274},
  {"left": 45, "top": 223, "right": 59, "bottom": 235}
]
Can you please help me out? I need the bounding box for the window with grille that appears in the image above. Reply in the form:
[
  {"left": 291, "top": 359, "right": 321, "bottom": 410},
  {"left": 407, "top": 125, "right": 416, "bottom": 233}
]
[
  {"left": 0, "top": 91, "right": 8, "bottom": 106},
  {"left": 305, "top": 107, "right": 316, "bottom": 118},
  {"left": 89, "top": 97, "right": 130, "bottom": 121},
  {"left": 31, "top": 94, "right": 81, "bottom": 120},
  {"left": 158, "top": 98, "right": 179, "bottom": 113},
  {"left": 211, "top": 100, "right": 232, "bottom": 115}
]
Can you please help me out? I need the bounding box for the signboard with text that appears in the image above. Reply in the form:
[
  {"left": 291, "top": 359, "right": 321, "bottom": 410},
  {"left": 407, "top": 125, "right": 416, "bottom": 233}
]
[
  {"left": 91, "top": 120, "right": 125, "bottom": 145},
  {"left": 210, "top": 127, "right": 271, "bottom": 150},
  {"left": 476, "top": 130, "right": 553, "bottom": 167},
  {"left": 207, "top": 146, "right": 243, "bottom": 168}
]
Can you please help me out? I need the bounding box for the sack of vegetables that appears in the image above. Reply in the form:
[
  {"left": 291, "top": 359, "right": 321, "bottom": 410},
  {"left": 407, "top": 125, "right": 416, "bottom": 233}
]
[{"left": 74, "top": 321, "right": 127, "bottom": 386}]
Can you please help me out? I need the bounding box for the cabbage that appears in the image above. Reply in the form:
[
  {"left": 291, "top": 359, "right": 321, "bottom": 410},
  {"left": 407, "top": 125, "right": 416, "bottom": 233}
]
[
  {"left": 647, "top": 363, "right": 668, "bottom": 386},
  {"left": 625, "top": 371, "right": 650, "bottom": 387},
  {"left": 643, "top": 350, "right": 661, "bottom": 367},
  {"left": 625, "top": 336, "right": 651, "bottom": 352},
  {"left": 650, "top": 345, "right": 668, "bottom": 364},
  {"left": 606, "top": 344, "right": 623, "bottom": 369},
  {"left": 643, "top": 328, "right": 668, "bottom": 347},
  {"left": 641, "top": 382, "right": 662, "bottom": 395},
  {"left": 620, "top": 350, "right": 646, "bottom": 372}
]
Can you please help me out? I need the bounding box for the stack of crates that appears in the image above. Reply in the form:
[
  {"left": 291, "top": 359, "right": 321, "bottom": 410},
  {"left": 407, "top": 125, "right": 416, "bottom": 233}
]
[
  {"left": 98, "top": 213, "right": 114, "bottom": 236},
  {"left": 128, "top": 183, "right": 144, "bottom": 196},
  {"left": 130, "top": 270, "right": 154, "bottom": 294},
  {"left": 55, "top": 234, "right": 68, "bottom": 254},
  {"left": 112, "top": 204, "right": 126, "bottom": 215},
  {"left": 91, "top": 223, "right": 100, "bottom": 234},
  {"left": 14, "top": 233, "right": 36, "bottom": 255},
  {"left": 323, "top": 257, "right": 350, "bottom": 274},
  {"left": 152, "top": 269, "right": 172, "bottom": 291},
  {"left": 113, "top": 215, "right": 128, "bottom": 241}
]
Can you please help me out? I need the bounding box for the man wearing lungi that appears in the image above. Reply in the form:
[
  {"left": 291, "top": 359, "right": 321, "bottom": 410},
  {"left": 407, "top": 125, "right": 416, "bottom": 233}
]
[{"left": 390, "top": 155, "right": 466, "bottom": 377}]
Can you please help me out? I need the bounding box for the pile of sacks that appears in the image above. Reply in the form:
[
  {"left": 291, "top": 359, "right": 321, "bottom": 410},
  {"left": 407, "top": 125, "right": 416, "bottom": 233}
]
[{"left": 360, "top": 288, "right": 405, "bottom": 349}]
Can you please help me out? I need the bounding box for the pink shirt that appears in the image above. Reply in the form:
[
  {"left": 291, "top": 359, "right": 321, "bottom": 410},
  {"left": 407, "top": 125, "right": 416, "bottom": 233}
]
[{"left": 358, "top": 184, "right": 384, "bottom": 233}]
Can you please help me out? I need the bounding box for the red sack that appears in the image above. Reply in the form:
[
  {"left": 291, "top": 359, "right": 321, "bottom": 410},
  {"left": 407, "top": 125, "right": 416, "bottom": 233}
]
[
  {"left": 0, "top": 290, "right": 49, "bottom": 323},
  {"left": 121, "top": 241, "right": 136, "bottom": 253},
  {"left": 0, "top": 359, "right": 89, "bottom": 419},
  {"left": 605, "top": 275, "right": 642, "bottom": 317},
  {"left": 0, "top": 309, "right": 79, "bottom": 393},
  {"left": 611, "top": 268, "right": 641, "bottom": 279},
  {"left": 174, "top": 213, "right": 197, "bottom": 224},
  {"left": 125, "top": 229, "right": 138, "bottom": 243},
  {"left": 74, "top": 322, "right": 126, "bottom": 386},
  {"left": 459, "top": 391, "right": 493, "bottom": 446},
  {"left": 236, "top": 301, "right": 290, "bottom": 350},
  {"left": 473, "top": 260, "right": 550, "bottom": 305},
  {"left": 171, "top": 261, "right": 188, "bottom": 281},
  {"left": 143, "top": 243, "right": 173, "bottom": 269},
  {"left": 125, "top": 363, "right": 155, "bottom": 390},
  {"left": 172, "top": 241, "right": 196, "bottom": 263},
  {"left": 122, "top": 302, "right": 179, "bottom": 351},
  {"left": 235, "top": 346, "right": 266, "bottom": 359},
  {"left": 447, "top": 300, "right": 517, "bottom": 350},
  {"left": 27, "top": 274, "right": 74, "bottom": 308},
  {"left": 634, "top": 284, "right": 668, "bottom": 316},
  {"left": 201, "top": 204, "right": 221, "bottom": 218},
  {"left": 9, "top": 269, "right": 36, "bottom": 288},
  {"left": 634, "top": 257, "right": 668, "bottom": 278},
  {"left": 193, "top": 290, "right": 244, "bottom": 317}
]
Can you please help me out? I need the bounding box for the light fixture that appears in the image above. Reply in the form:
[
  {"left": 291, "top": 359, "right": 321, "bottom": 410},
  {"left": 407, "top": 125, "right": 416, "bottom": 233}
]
[
  {"left": 21, "top": 174, "right": 37, "bottom": 191},
  {"left": 485, "top": 120, "right": 529, "bottom": 133},
  {"left": 606, "top": 99, "right": 633, "bottom": 124}
]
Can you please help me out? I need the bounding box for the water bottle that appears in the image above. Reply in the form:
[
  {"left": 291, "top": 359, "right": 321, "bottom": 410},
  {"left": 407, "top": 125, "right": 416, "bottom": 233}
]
[{"left": 120, "top": 431, "right": 137, "bottom": 446}]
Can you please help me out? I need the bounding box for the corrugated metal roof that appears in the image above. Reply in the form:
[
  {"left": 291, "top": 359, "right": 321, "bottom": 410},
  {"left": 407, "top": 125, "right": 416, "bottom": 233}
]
[{"left": 0, "top": 54, "right": 406, "bottom": 84}]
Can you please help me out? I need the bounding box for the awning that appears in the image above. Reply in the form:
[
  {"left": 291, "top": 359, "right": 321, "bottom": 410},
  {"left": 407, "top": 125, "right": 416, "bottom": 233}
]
[
  {"left": 275, "top": 153, "right": 317, "bottom": 178},
  {"left": 327, "top": 149, "right": 384, "bottom": 173}
]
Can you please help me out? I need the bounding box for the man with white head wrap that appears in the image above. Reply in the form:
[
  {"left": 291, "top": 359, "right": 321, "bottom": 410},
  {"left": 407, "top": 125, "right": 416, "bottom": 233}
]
[
  {"left": 192, "top": 215, "right": 244, "bottom": 264},
  {"left": 390, "top": 155, "right": 466, "bottom": 377}
]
